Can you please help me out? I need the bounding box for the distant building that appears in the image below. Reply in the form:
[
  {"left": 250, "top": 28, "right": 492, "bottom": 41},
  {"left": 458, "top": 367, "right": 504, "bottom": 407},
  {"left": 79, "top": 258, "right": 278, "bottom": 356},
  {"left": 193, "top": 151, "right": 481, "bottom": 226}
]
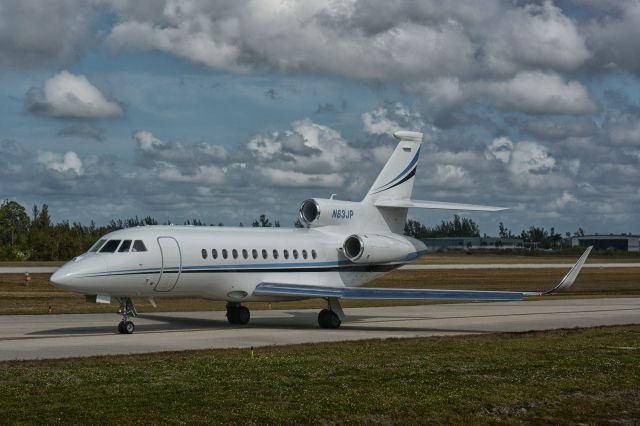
[
  {"left": 422, "top": 237, "right": 524, "bottom": 251},
  {"left": 572, "top": 235, "right": 640, "bottom": 252}
]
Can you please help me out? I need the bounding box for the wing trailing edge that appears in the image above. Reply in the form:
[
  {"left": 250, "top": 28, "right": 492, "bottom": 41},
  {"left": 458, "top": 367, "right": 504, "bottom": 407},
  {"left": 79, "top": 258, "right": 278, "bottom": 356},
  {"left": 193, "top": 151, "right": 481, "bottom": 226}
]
[{"left": 253, "top": 284, "right": 523, "bottom": 301}]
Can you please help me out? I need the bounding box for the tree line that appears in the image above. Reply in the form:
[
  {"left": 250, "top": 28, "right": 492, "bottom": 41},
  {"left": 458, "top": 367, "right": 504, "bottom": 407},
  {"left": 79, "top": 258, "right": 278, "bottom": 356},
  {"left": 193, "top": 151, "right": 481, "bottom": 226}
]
[
  {"left": 0, "top": 200, "right": 285, "bottom": 261},
  {"left": 0, "top": 199, "right": 593, "bottom": 261},
  {"left": 405, "top": 216, "right": 589, "bottom": 250}
]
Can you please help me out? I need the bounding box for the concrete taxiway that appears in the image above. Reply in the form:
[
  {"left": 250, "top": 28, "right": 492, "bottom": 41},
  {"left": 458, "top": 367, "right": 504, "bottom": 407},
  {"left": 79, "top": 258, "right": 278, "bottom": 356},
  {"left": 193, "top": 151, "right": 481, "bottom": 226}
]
[{"left": 0, "top": 298, "right": 638, "bottom": 361}]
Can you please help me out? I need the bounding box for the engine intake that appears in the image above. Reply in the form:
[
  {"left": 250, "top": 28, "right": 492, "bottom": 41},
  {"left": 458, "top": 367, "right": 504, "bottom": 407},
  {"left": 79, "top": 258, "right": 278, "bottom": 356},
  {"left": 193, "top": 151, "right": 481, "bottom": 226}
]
[
  {"left": 299, "top": 198, "right": 360, "bottom": 227},
  {"left": 299, "top": 199, "right": 320, "bottom": 223},
  {"left": 343, "top": 235, "right": 364, "bottom": 260},
  {"left": 342, "top": 234, "right": 415, "bottom": 264}
]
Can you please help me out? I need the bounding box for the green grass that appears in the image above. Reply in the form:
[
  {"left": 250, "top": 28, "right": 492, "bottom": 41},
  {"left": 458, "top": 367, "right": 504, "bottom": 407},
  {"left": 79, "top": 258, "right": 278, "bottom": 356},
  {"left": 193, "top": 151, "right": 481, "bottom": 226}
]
[{"left": 1, "top": 325, "right": 639, "bottom": 424}]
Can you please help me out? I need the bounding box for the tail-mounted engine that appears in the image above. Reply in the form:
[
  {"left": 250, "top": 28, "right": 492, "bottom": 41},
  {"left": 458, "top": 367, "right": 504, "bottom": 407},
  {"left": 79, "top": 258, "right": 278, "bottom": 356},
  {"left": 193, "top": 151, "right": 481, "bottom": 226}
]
[
  {"left": 342, "top": 234, "right": 415, "bottom": 264},
  {"left": 299, "top": 198, "right": 361, "bottom": 227}
]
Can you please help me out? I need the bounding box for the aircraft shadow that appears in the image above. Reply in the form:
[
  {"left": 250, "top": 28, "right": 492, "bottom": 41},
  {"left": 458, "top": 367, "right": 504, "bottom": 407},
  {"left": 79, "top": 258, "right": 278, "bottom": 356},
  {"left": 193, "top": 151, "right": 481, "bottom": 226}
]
[{"left": 27, "top": 311, "right": 487, "bottom": 336}]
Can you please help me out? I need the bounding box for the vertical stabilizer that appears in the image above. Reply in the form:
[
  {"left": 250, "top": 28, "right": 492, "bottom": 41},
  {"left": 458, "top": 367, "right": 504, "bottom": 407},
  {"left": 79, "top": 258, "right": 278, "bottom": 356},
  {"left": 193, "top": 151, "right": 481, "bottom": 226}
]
[{"left": 363, "top": 131, "right": 423, "bottom": 204}]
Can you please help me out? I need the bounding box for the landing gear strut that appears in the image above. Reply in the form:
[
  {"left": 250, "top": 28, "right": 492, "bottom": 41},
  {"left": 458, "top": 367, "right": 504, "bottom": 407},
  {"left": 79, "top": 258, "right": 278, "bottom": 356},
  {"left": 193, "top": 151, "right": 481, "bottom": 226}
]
[
  {"left": 318, "top": 297, "right": 345, "bottom": 329},
  {"left": 117, "top": 297, "right": 137, "bottom": 334},
  {"left": 226, "top": 302, "right": 250, "bottom": 325}
]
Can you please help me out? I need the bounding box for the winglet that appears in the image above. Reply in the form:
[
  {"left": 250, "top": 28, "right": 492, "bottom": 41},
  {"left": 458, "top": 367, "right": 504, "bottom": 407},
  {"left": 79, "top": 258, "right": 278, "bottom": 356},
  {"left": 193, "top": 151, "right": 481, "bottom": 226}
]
[{"left": 544, "top": 246, "right": 593, "bottom": 295}]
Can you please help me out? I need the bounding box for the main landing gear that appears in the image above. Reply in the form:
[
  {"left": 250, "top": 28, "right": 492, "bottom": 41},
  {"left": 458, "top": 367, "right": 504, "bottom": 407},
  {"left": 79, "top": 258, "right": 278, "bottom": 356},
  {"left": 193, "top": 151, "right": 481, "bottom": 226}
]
[
  {"left": 226, "top": 302, "right": 250, "bottom": 325},
  {"left": 117, "top": 297, "right": 137, "bottom": 334},
  {"left": 318, "top": 297, "right": 345, "bottom": 329}
]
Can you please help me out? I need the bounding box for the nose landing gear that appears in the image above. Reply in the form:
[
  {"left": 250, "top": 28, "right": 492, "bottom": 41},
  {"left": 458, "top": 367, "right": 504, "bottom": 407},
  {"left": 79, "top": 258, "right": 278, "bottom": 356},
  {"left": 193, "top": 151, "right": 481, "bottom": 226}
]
[
  {"left": 226, "top": 302, "right": 250, "bottom": 325},
  {"left": 117, "top": 297, "right": 137, "bottom": 334}
]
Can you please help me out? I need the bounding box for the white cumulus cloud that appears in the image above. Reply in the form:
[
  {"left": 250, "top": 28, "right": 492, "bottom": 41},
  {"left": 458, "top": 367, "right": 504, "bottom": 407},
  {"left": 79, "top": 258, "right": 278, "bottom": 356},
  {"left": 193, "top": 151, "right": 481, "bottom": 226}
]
[
  {"left": 260, "top": 168, "right": 345, "bottom": 188},
  {"left": 37, "top": 151, "right": 84, "bottom": 176},
  {"left": 485, "top": 1, "right": 591, "bottom": 74},
  {"left": 481, "top": 71, "right": 597, "bottom": 115},
  {"left": 485, "top": 137, "right": 514, "bottom": 164},
  {"left": 25, "top": 71, "right": 123, "bottom": 119},
  {"left": 362, "top": 103, "right": 425, "bottom": 135}
]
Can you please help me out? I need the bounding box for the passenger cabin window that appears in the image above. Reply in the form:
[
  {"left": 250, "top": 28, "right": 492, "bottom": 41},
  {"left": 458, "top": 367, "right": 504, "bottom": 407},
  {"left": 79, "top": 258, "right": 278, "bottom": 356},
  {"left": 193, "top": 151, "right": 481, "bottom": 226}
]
[
  {"left": 222, "top": 249, "right": 228, "bottom": 259},
  {"left": 212, "top": 249, "right": 218, "bottom": 259},
  {"left": 302, "top": 249, "right": 308, "bottom": 259},
  {"left": 283, "top": 249, "right": 289, "bottom": 259},
  {"left": 99, "top": 240, "right": 121, "bottom": 253},
  {"left": 89, "top": 239, "right": 106, "bottom": 252},
  {"left": 293, "top": 249, "right": 299, "bottom": 259},
  {"left": 132, "top": 240, "right": 147, "bottom": 252},
  {"left": 201, "top": 249, "right": 208, "bottom": 259},
  {"left": 273, "top": 249, "right": 279, "bottom": 259},
  {"left": 252, "top": 249, "right": 258, "bottom": 259},
  {"left": 118, "top": 240, "right": 132, "bottom": 252},
  {"left": 312, "top": 249, "right": 317, "bottom": 259},
  {"left": 242, "top": 249, "right": 248, "bottom": 259},
  {"left": 262, "top": 249, "right": 268, "bottom": 259},
  {"left": 232, "top": 249, "right": 238, "bottom": 259}
]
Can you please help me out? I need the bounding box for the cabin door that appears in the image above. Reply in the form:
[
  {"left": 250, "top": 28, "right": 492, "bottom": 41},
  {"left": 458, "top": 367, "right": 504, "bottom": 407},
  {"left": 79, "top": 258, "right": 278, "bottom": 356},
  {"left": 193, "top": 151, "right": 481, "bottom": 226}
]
[{"left": 155, "top": 237, "right": 182, "bottom": 292}]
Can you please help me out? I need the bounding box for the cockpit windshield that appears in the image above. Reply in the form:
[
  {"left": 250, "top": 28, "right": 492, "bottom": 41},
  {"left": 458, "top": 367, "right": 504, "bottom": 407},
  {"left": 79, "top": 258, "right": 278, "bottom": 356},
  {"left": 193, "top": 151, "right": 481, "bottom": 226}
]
[
  {"left": 99, "top": 240, "right": 121, "bottom": 253},
  {"left": 93, "top": 239, "right": 148, "bottom": 253},
  {"left": 132, "top": 240, "right": 147, "bottom": 252},
  {"left": 88, "top": 239, "right": 107, "bottom": 252},
  {"left": 118, "top": 240, "right": 132, "bottom": 252}
]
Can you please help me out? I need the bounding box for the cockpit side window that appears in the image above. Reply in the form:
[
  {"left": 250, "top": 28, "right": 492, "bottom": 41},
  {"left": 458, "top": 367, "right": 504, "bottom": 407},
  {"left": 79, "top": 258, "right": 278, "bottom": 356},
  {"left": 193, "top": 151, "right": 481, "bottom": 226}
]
[
  {"left": 100, "top": 240, "right": 121, "bottom": 253},
  {"left": 132, "top": 240, "right": 148, "bottom": 252},
  {"left": 118, "top": 240, "right": 132, "bottom": 252},
  {"left": 89, "top": 239, "right": 107, "bottom": 252}
]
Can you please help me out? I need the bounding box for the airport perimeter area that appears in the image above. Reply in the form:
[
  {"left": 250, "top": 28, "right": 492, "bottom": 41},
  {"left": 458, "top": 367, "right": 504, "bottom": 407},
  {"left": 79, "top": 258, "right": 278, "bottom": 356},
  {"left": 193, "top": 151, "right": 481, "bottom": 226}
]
[{"left": 0, "top": 259, "right": 638, "bottom": 424}]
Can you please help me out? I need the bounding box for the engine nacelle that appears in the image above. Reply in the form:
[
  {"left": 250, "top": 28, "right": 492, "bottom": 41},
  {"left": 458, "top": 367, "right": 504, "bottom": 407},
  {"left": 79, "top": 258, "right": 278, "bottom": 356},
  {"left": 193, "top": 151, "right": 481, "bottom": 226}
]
[
  {"left": 299, "top": 198, "right": 362, "bottom": 227},
  {"left": 342, "top": 234, "right": 415, "bottom": 264}
]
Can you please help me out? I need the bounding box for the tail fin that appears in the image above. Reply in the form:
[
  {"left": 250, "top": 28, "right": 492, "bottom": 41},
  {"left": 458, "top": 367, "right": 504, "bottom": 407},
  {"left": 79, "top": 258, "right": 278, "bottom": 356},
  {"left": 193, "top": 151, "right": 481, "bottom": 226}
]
[
  {"left": 363, "top": 131, "right": 423, "bottom": 204},
  {"left": 359, "top": 130, "right": 505, "bottom": 234}
]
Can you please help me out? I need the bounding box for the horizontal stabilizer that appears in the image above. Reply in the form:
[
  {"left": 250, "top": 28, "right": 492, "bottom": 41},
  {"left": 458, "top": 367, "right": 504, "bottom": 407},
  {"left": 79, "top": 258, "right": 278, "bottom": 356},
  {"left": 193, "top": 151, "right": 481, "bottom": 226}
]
[{"left": 374, "top": 199, "right": 508, "bottom": 212}]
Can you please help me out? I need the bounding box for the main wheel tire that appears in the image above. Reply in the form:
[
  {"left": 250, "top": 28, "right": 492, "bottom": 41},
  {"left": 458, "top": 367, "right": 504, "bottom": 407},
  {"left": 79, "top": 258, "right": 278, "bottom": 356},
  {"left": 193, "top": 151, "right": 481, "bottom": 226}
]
[
  {"left": 124, "top": 320, "right": 135, "bottom": 334},
  {"left": 117, "top": 321, "right": 125, "bottom": 334},
  {"left": 236, "top": 306, "right": 250, "bottom": 325},
  {"left": 227, "top": 307, "right": 239, "bottom": 324},
  {"left": 318, "top": 309, "right": 330, "bottom": 328},
  {"left": 326, "top": 311, "right": 341, "bottom": 329}
]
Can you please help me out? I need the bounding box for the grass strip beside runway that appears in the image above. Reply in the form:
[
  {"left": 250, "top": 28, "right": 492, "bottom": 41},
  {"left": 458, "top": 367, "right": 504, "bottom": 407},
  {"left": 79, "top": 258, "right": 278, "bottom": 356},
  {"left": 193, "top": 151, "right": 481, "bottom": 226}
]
[
  {"left": 0, "top": 325, "right": 639, "bottom": 424},
  {"left": 1, "top": 266, "right": 639, "bottom": 315}
]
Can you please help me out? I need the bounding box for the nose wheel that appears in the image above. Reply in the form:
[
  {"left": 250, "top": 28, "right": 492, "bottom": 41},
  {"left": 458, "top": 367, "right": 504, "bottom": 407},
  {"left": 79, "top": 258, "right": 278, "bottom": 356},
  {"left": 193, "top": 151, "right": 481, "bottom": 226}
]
[
  {"left": 117, "top": 297, "right": 137, "bottom": 334},
  {"left": 118, "top": 320, "right": 135, "bottom": 334},
  {"left": 226, "top": 302, "right": 250, "bottom": 325}
]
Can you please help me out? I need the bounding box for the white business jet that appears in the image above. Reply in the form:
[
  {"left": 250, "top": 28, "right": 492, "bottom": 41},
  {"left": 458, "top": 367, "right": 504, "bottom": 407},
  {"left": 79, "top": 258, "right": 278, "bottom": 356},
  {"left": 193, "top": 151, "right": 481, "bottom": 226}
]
[{"left": 51, "top": 130, "right": 592, "bottom": 334}]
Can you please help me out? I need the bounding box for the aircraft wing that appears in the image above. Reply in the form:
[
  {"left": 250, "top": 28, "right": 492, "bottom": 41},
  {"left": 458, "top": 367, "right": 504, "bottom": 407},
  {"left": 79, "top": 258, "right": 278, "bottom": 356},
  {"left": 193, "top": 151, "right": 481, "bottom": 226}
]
[
  {"left": 254, "top": 284, "right": 525, "bottom": 300},
  {"left": 253, "top": 246, "right": 593, "bottom": 301}
]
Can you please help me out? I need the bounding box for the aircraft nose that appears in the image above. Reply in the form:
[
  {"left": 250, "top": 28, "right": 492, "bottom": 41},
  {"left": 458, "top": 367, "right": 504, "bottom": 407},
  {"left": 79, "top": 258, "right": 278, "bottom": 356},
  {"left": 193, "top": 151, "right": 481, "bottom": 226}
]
[
  {"left": 50, "top": 257, "right": 108, "bottom": 292},
  {"left": 50, "top": 265, "right": 77, "bottom": 290},
  {"left": 50, "top": 268, "right": 69, "bottom": 287}
]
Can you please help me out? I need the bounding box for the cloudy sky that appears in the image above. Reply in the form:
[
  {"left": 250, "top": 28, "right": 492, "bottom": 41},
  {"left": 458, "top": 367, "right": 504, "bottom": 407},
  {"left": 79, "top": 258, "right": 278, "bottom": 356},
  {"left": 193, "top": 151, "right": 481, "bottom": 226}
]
[{"left": 1, "top": 0, "right": 639, "bottom": 235}]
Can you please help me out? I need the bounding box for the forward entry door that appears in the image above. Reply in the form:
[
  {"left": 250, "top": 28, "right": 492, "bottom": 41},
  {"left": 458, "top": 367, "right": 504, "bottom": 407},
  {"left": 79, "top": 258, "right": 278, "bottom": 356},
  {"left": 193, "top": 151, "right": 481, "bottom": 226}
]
[{"left": 155, "top": 237, "right": 182, "bottom": 292}]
